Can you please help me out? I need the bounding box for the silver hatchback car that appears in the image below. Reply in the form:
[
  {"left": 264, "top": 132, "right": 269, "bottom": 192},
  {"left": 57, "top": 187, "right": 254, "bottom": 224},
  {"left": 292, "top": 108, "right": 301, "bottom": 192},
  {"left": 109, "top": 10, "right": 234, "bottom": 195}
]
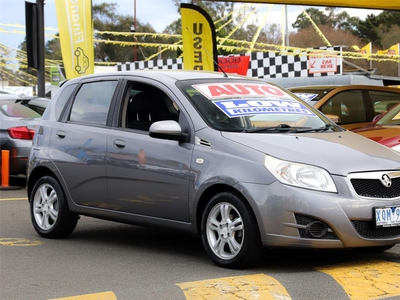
[{"left": 27, "top": 70, "right": 400, "bottom": 268}]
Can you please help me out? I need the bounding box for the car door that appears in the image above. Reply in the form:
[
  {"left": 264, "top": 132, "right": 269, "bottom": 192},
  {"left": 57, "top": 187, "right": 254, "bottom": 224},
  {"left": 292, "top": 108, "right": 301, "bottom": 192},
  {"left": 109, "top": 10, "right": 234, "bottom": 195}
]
[
  {"left": 50, "top": 79, "right": 118, "bottom": 209},
  {"left": 106, "top": 81, "right": 193, "bottom": 222}
]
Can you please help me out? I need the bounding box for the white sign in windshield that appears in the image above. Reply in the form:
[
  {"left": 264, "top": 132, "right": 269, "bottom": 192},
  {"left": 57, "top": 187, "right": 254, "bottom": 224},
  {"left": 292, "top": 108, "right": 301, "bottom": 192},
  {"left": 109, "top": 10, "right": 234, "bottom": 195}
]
[
  {"left": 294, "top": 93, "right": 318, "bottom": 102},
  {"left": 213, "top": 99, "right": 316, "bottom": 117}
]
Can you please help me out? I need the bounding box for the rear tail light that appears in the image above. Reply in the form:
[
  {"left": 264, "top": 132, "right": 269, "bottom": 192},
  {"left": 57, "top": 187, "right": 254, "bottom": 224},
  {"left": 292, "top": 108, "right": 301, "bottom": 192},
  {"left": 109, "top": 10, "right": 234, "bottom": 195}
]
[{"left": 7, "top": 126, "right": 36, "bottom": 140}]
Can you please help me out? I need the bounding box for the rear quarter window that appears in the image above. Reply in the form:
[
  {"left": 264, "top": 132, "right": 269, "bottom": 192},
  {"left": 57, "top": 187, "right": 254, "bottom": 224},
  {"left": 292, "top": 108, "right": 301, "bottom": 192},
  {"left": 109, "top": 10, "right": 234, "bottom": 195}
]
[
  {"left": 53, "top": 84, "right": 77, "bottom": 120},
  {"left": 369, "top": 90, "right": 400, "bottom": 115}
]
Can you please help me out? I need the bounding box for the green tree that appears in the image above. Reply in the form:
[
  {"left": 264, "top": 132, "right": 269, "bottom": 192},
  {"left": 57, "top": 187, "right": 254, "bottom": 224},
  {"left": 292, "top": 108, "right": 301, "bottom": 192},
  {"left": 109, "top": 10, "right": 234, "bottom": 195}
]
[
  {"left": 292, "top": 8, "right": 329, "bottom": 29},
  {"left": 292, "top": 7, "right": 360, "bottom": 32},
  {"left": 355, "top": 10, "right": 400, "bottom": 47},
  {"left": 93, "top": 3, "right": 162, "bottom": 62}
]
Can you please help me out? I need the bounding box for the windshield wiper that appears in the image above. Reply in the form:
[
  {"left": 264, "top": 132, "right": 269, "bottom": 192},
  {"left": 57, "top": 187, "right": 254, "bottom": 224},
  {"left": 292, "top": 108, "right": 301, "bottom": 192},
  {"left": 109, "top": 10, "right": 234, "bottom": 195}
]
[
  {"left": 243, "top": 124, "right": 294, "bottom": 133},
  {"left": 317, "top": 124, "right": 336, "bottom": 132},
  {"left": 243, "top": 123, "right": 339, "bottom": 133}
]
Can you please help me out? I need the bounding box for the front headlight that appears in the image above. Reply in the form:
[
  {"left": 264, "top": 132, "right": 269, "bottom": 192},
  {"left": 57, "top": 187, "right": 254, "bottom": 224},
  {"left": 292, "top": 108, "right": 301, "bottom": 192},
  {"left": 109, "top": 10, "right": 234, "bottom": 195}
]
[{"left": 264, "top": 155, "right": 337, "bottom": 193}]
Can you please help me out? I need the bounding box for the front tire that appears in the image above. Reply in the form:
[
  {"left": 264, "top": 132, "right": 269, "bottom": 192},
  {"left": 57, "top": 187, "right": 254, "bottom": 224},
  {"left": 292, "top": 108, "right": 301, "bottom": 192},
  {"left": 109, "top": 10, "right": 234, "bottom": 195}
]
[
  {"left": 201, "top": 191, "right": 263, "bottom": 268},
  {"left": 30, "top": 176, "right": 79, "bottom": 238}
]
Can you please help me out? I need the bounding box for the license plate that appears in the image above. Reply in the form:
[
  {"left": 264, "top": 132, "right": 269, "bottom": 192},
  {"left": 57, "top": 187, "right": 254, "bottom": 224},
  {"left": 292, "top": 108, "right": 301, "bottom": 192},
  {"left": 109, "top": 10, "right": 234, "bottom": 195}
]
[{"left": 375, "top": 206, "right": 400, "bottom": 227}]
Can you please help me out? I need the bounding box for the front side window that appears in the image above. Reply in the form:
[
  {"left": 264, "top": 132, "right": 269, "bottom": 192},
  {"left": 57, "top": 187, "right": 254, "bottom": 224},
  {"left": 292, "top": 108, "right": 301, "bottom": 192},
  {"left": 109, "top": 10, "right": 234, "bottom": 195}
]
[
  {"left": 69, "top": 81, "right": 117, "bottom": 125},
  {"left": 123, "top": 83, "right": 179, "bottom": 131}
]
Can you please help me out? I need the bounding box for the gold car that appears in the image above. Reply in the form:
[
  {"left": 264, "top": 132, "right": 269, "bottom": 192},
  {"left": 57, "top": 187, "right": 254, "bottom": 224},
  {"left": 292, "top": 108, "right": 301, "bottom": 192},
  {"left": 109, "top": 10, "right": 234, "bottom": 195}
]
[{"left": 288, "top": 85, "right": 400, "bottom": 130}]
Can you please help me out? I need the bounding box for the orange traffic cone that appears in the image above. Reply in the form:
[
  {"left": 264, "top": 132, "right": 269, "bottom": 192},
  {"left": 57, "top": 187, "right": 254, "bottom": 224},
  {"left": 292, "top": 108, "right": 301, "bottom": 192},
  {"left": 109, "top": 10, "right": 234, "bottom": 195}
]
[{"left": 1, "top": 150, "right": 23, "bottom": 190}]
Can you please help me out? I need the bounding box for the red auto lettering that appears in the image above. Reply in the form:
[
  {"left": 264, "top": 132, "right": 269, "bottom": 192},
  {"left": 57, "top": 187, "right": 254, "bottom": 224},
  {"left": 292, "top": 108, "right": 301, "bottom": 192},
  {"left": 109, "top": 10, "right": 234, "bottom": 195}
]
[
  {"left": 244, "top": 85, "right": 264, "bottom": 95},
  {"left": 260, "top": 86, "right": 285, "bottom": 96},
  {"left": 223, "top": 84, "right": 251, "bottom": 95},
  {"left": 208, "top": 85, "right": 235, "bottom": 97}
]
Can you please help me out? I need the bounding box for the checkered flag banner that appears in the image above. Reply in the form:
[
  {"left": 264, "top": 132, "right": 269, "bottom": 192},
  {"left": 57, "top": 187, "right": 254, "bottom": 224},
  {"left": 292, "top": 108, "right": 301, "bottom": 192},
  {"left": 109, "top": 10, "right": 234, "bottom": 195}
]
[
  {"left": 116, "top": 46, "right": 342, "bottom": 78},
  {"left": 116, "top": 58, "right": 184, "bottom": 71}
]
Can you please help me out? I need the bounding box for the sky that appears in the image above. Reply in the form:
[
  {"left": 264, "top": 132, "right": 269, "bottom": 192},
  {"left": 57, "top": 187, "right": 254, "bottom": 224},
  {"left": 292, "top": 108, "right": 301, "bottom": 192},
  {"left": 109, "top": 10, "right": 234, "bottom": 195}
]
[{"left": 0, "top": 0, "right": 383, "bottom": 51}]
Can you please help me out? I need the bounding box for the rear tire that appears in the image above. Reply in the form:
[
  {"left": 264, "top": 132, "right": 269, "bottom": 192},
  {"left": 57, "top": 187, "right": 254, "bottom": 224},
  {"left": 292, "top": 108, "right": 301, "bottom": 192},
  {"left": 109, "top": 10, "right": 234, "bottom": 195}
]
[
  {"left": 201, "top": 191, "right": 263, "bottom": 269},
  {"left": 30, "top": 176, "right": 79, "bottom": 238}
]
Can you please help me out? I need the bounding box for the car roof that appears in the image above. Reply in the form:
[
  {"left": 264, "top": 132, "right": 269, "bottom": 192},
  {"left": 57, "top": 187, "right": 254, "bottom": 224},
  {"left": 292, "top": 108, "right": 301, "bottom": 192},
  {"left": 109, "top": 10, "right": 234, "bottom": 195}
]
[
  {"left": 287, "top": 85, "right": 400, "bottom": 93},
  {"left": 61, "top": 70, "right": 257, "bottom": 86}
]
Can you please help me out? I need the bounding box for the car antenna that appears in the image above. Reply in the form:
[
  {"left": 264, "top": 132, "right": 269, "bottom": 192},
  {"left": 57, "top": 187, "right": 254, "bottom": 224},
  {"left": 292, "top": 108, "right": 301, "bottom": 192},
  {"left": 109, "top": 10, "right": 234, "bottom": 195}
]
[{"left": 185, "top": 27, "right": 228, "bottom": 78}]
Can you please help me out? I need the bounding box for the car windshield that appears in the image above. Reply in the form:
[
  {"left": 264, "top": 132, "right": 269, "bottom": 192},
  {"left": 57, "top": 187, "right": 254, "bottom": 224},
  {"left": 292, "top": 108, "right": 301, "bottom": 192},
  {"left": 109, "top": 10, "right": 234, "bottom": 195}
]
[
  {"left": 177, "top": 79, "right": 336, "bottom": 133},
  {"left": 376, "top": 104, "right": 400, "bottom": 125},
  {"left": 0, "top": 98, "right": 48, "bottom": 118}
]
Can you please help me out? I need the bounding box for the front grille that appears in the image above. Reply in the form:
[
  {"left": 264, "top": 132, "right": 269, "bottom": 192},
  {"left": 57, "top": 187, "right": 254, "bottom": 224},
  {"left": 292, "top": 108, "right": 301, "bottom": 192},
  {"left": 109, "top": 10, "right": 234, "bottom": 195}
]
[
  {"left": 352, "top": 220, "right": 400, "bottom": 239},
  {"left": 348, "top": 171, "right": 400, "bottom": 199},
  {"left": 351, "top": 178, "right": 400, "bottom": 198}
]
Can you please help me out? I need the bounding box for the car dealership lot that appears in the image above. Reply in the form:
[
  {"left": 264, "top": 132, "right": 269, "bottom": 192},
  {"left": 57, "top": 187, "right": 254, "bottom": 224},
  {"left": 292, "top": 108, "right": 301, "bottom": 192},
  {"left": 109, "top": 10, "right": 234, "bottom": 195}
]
[{"left": 1, "top": 188, "right": 399, "bottom": 300}]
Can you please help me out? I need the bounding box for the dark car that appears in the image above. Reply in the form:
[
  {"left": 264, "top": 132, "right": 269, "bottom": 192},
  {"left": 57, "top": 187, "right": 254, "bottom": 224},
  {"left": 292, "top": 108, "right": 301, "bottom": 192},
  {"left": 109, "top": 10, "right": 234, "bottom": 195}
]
[
  {"left": 352, "top": 102, "right": 400, "bottom": 152},
  {"left": 0, "top": 94, "right": 49, "bottom": 176},
  {"left": 27, "top": 71, "right": 400, "bottom": 268},
  {"left": 288, "top": 85, "right": 400, "bottom": 130}
]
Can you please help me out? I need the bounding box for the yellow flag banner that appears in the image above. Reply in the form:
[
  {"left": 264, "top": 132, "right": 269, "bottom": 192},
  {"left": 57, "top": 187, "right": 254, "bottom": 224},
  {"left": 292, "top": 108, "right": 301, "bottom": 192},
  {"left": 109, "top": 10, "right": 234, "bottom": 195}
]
[
  {"left": 376, "top": 44, "right": 399, "bottom": 56},
  {"left": 352, "top": 42, "right": 371, "bottom": 56},
  {"left": 55, "top": 0, "right": 94, "bottom": 79},
  {"left": 181, "top": 3, "right": 218, "bottom": 71}
]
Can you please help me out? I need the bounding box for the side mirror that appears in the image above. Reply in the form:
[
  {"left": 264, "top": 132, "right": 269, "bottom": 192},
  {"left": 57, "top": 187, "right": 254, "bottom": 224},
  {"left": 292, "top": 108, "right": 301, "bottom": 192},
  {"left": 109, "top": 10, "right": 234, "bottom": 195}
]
[{"left": 149, "top": 120, "right": 189, "bottom": 142}]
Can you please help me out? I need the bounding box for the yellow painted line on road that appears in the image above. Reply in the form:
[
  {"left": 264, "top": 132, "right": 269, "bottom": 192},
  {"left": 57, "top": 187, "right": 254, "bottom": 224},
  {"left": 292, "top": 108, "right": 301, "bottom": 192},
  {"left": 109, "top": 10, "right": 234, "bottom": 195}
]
[
  {"left": 316, "top": 259, "right": 400, "bottom": 300},
  {"left": 0, "top": 238, "right": 45, "bottom": 246},
  {"left": 0, "top": 197, "right": 28, "bottom": 201},
  {"left": 49, "top": 291, "right": 117, "bottom": 300},
  {"left": 177, "top": 273, "right": 291, "bottom": 300}
]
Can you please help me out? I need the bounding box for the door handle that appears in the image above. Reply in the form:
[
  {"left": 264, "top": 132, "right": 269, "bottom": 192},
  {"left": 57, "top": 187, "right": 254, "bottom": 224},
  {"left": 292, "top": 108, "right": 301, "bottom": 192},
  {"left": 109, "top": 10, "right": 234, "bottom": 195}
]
[
  {"left": 56, "top": 130, "right": 66, "bottom": 139},
  {"left": 114, "top": 139, "right": 126, "bottom": 148}
]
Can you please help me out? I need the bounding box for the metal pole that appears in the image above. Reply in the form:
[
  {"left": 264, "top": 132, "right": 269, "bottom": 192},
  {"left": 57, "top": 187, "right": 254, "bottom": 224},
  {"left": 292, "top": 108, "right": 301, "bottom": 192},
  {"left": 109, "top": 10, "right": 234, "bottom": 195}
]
[
  {"left": 36, "top": 0, "right": 45, "bottom": 97},
  {"left": 134, "top": 0, "right": 137, "bottom": 61},
  {"left": 284, "top": 5, "right": 289, "bottom": 47}
]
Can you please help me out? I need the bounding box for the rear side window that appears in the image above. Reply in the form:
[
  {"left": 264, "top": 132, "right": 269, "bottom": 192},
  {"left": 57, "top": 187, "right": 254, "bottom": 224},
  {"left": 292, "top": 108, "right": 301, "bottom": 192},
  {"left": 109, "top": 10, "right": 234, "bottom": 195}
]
[
  {"left": 69, "top": 81, "right": 117, "bottom": 125},
  {"left": 369, "top": 90, "right": 400, "bottom": 115}
]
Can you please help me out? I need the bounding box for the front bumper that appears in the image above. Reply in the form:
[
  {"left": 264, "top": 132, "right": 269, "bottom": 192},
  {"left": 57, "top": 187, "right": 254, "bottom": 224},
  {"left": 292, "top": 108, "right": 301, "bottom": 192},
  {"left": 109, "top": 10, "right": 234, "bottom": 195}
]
[{"left": 239, "top": 174, "right": 400, "bottom": 249}]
